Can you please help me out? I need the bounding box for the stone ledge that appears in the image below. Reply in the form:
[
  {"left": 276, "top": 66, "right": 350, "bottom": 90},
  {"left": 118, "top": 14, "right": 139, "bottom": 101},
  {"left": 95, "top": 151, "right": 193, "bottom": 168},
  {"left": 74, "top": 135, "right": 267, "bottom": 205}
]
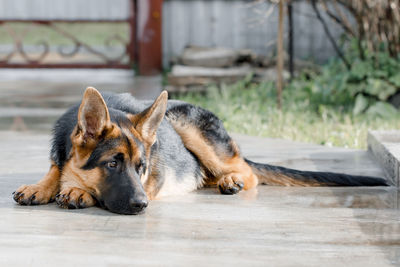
[{"left": 368, "top": 130, "right": 400, "bottom": 187}]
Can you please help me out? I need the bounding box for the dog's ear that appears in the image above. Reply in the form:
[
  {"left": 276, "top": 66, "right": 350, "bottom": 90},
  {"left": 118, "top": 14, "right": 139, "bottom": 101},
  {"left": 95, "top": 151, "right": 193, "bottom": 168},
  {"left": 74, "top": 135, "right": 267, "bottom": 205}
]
[
  {"left": 77, "top": 87, "right": 111, "bottom": 140},
  {"left": 129, "top": 91, "right": 168, "bottom": 145}
]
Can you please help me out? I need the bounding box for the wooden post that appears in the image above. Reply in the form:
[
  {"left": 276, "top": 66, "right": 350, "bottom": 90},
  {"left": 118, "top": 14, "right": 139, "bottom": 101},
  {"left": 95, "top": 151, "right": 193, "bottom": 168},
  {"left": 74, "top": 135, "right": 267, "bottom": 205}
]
[
  {"left": 287, "top": 1, "right": 294, "bottom": 80},
  {"left": 136, "top": 0, "right": 163, "bottom": 75},
  {"left": 128, "top": 0, "right": 136, "bottom": 68},
  {"left": 276, "top": 0, "right": 285, "bottom": 110}
]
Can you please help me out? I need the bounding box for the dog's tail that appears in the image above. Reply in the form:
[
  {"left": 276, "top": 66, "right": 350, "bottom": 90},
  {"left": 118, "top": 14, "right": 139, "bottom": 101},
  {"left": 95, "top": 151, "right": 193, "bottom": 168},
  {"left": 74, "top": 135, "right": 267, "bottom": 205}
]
[{"left": 245, "top": 159, "right": 389, "bottom": 187}]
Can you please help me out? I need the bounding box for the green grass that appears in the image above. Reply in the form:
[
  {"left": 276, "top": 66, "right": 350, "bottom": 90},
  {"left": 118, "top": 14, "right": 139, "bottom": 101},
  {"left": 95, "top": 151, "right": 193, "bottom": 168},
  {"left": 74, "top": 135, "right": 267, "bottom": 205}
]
[{"left": 172, "top": 79, "right": 400, "bottom": 149}]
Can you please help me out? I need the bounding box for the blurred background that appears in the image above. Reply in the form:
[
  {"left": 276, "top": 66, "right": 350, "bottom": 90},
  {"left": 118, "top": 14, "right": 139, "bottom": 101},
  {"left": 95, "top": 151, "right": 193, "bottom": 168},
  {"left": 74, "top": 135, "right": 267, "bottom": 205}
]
[{"left": 0, "top": 0, "right": 398, "bottom": 148}]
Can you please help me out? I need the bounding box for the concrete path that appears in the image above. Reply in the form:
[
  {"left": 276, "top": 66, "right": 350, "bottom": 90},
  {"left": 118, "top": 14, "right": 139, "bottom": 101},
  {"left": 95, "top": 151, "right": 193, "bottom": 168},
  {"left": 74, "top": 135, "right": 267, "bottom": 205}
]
[
  {"left": 0, "top": 131, "right": 399, "bottom": 266},
  {"left": 0, "top": 70, "right": 398, "bottom": 266}
]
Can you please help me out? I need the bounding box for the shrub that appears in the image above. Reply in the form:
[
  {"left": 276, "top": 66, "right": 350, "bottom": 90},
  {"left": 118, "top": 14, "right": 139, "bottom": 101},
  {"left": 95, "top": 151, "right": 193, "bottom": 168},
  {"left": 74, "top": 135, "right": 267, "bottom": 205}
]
[{"left": 290, "top": 40, "right": 400, "bottom": 118}]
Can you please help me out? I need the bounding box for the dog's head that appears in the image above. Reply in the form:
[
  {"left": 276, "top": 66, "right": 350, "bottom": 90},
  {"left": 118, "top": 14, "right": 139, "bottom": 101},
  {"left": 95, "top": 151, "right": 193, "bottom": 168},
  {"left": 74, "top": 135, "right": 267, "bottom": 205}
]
[{"left": 66, "top": 87, "right": 167, "bottom": 214}]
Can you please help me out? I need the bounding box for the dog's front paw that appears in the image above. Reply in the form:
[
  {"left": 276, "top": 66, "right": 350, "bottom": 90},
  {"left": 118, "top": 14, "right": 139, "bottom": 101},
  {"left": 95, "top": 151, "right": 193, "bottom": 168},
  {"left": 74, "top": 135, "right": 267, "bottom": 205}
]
[
  {"left": 13, "top": 184, "right": 55, "bottom": 205},
  {"left": 217, "top": 173, "right": 244, "bottom": 195},
  {"left": 56, "top": 187, "right": 96, "bottom": 209}
]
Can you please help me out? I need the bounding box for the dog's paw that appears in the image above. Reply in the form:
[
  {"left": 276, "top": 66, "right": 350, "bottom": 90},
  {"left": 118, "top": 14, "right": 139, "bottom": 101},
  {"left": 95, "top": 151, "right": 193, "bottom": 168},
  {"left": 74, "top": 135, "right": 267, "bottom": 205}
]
[
  {"left": 56, "top": 187, "right": 96, "bottom": 209},
  {"left": 13, "top": 184, "right": 55, "bottom": 205},
  {"left": 217, "top": 173, "right": 245, "bottom": 195}
]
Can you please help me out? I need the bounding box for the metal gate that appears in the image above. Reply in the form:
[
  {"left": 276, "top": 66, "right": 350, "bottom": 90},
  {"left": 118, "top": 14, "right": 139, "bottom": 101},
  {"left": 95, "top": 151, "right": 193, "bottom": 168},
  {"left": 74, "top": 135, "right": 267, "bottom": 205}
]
[{"left": 0, "top": 0, "right": 162, "bottom": 74}]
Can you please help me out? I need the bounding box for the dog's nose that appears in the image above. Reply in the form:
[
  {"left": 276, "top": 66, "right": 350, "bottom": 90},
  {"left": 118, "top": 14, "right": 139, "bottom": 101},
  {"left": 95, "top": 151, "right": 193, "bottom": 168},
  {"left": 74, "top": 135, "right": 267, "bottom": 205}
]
[{"left": 129, "top": 198, "right": 148, "bottom": 211}]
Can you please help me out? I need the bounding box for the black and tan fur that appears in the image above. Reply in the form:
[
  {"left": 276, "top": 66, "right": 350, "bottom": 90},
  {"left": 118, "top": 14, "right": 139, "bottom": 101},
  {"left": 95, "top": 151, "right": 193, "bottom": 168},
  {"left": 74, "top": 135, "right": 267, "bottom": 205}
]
[{"left": 13, "top": 87, "right": 388, "bottom": 214}]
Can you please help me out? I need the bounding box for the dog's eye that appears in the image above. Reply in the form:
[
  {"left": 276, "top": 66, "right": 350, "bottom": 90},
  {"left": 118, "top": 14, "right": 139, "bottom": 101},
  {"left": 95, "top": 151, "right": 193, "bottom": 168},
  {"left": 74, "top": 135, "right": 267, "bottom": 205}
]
[
  {"left": 107, "top": 160, "right": 118, "bottom": 169},
  {"left": 136, "top": 161, "right": 144, "bottom": 174}
]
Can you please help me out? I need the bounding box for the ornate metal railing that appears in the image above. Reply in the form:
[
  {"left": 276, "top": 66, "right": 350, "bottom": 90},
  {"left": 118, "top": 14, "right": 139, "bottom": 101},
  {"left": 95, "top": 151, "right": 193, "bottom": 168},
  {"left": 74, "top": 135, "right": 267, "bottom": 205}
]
[{"left": 0, "top": 4, "right": 135, "bottom": 69}]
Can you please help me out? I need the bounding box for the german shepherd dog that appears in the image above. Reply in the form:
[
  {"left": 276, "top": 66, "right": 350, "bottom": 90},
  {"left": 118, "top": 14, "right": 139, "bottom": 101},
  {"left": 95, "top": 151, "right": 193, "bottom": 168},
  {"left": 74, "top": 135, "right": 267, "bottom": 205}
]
[{"left": 13, "top": 87, "right": 388, "bottom": 214}]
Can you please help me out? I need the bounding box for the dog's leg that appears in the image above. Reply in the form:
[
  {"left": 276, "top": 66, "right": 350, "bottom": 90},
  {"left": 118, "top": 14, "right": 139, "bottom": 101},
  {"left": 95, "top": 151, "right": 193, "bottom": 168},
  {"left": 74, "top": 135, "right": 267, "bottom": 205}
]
[
  {"left": 55, "top": 163, "right": 97, "bottom": 209},
  {"left": 55, "top": 187, "right": 96, "bottom": 209},
  {"left": 176, "top": 129, "right": 258, "bottom": 194},
  {"left": 13, "top": 163, "right": 60, "bottom": 205},
  {"left": 166, "top": 105, "right": 258, "bottom": 194}
]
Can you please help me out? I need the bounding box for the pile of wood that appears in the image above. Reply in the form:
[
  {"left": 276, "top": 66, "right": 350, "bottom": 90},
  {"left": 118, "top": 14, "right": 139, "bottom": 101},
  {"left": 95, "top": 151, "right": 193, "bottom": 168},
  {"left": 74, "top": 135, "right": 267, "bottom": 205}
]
[{"left": 165, "top": 46, "right": 291, "bottom": 92}]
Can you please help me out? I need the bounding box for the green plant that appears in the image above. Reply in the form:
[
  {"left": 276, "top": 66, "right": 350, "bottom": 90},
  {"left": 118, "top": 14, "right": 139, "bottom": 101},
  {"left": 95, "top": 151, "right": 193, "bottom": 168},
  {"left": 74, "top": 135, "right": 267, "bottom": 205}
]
[
  {"left": 172, "top": 39, "right": 399, "bottom": 149},
  {"left": 172, "top": 77, "right": 400, "bottom": 149},
  {"left": 290, "top": 40, "right": 400, "bottom": 118}
]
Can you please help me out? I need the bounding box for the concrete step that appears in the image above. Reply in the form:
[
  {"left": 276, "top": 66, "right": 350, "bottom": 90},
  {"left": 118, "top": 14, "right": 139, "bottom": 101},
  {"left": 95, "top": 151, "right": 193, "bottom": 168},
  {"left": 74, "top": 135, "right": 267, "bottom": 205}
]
[
  {"left": 0, "top": 107, "right": 66, "bottom": 132},
  {"left": 0, "top": 69, "right": 163, "bottom": 109},
  {"left": 368, "top": 130, "right": 400, "bottom": 187}
]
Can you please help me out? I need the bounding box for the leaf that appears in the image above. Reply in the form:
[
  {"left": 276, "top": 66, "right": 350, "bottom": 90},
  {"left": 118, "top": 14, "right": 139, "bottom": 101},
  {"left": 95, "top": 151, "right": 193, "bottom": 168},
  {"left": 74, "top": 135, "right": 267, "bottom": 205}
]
[
  {"left": 366, "top": 101, "right": 399, "bottom": 118},
  {"left": 353, "top": 94, "right": 369, "bottom": 115},
  {"left": 347, "top": 82, "right": 365, "bottom": 96},
  {"left": 374, "top": 70, "right": 388, "bottom": 78},
  {"left": 351, "top": 60, "right": 372, "bottom": 80},
  {"left": 365, "top": 78, "right": 397, "bottom": 100},
  {"left": 389, "top": 73, "right": 400, "bottom": 87}
]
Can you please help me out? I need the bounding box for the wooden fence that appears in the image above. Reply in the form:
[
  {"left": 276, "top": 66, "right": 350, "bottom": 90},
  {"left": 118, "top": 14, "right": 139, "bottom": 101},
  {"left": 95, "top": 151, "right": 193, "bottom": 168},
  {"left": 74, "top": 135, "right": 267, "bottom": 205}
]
[
  {"left": 163, "top": 0, "right": 345, "bottom": 67},
  {"left": 0, "top": 0, "right": 345, "bottom": 68}
]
